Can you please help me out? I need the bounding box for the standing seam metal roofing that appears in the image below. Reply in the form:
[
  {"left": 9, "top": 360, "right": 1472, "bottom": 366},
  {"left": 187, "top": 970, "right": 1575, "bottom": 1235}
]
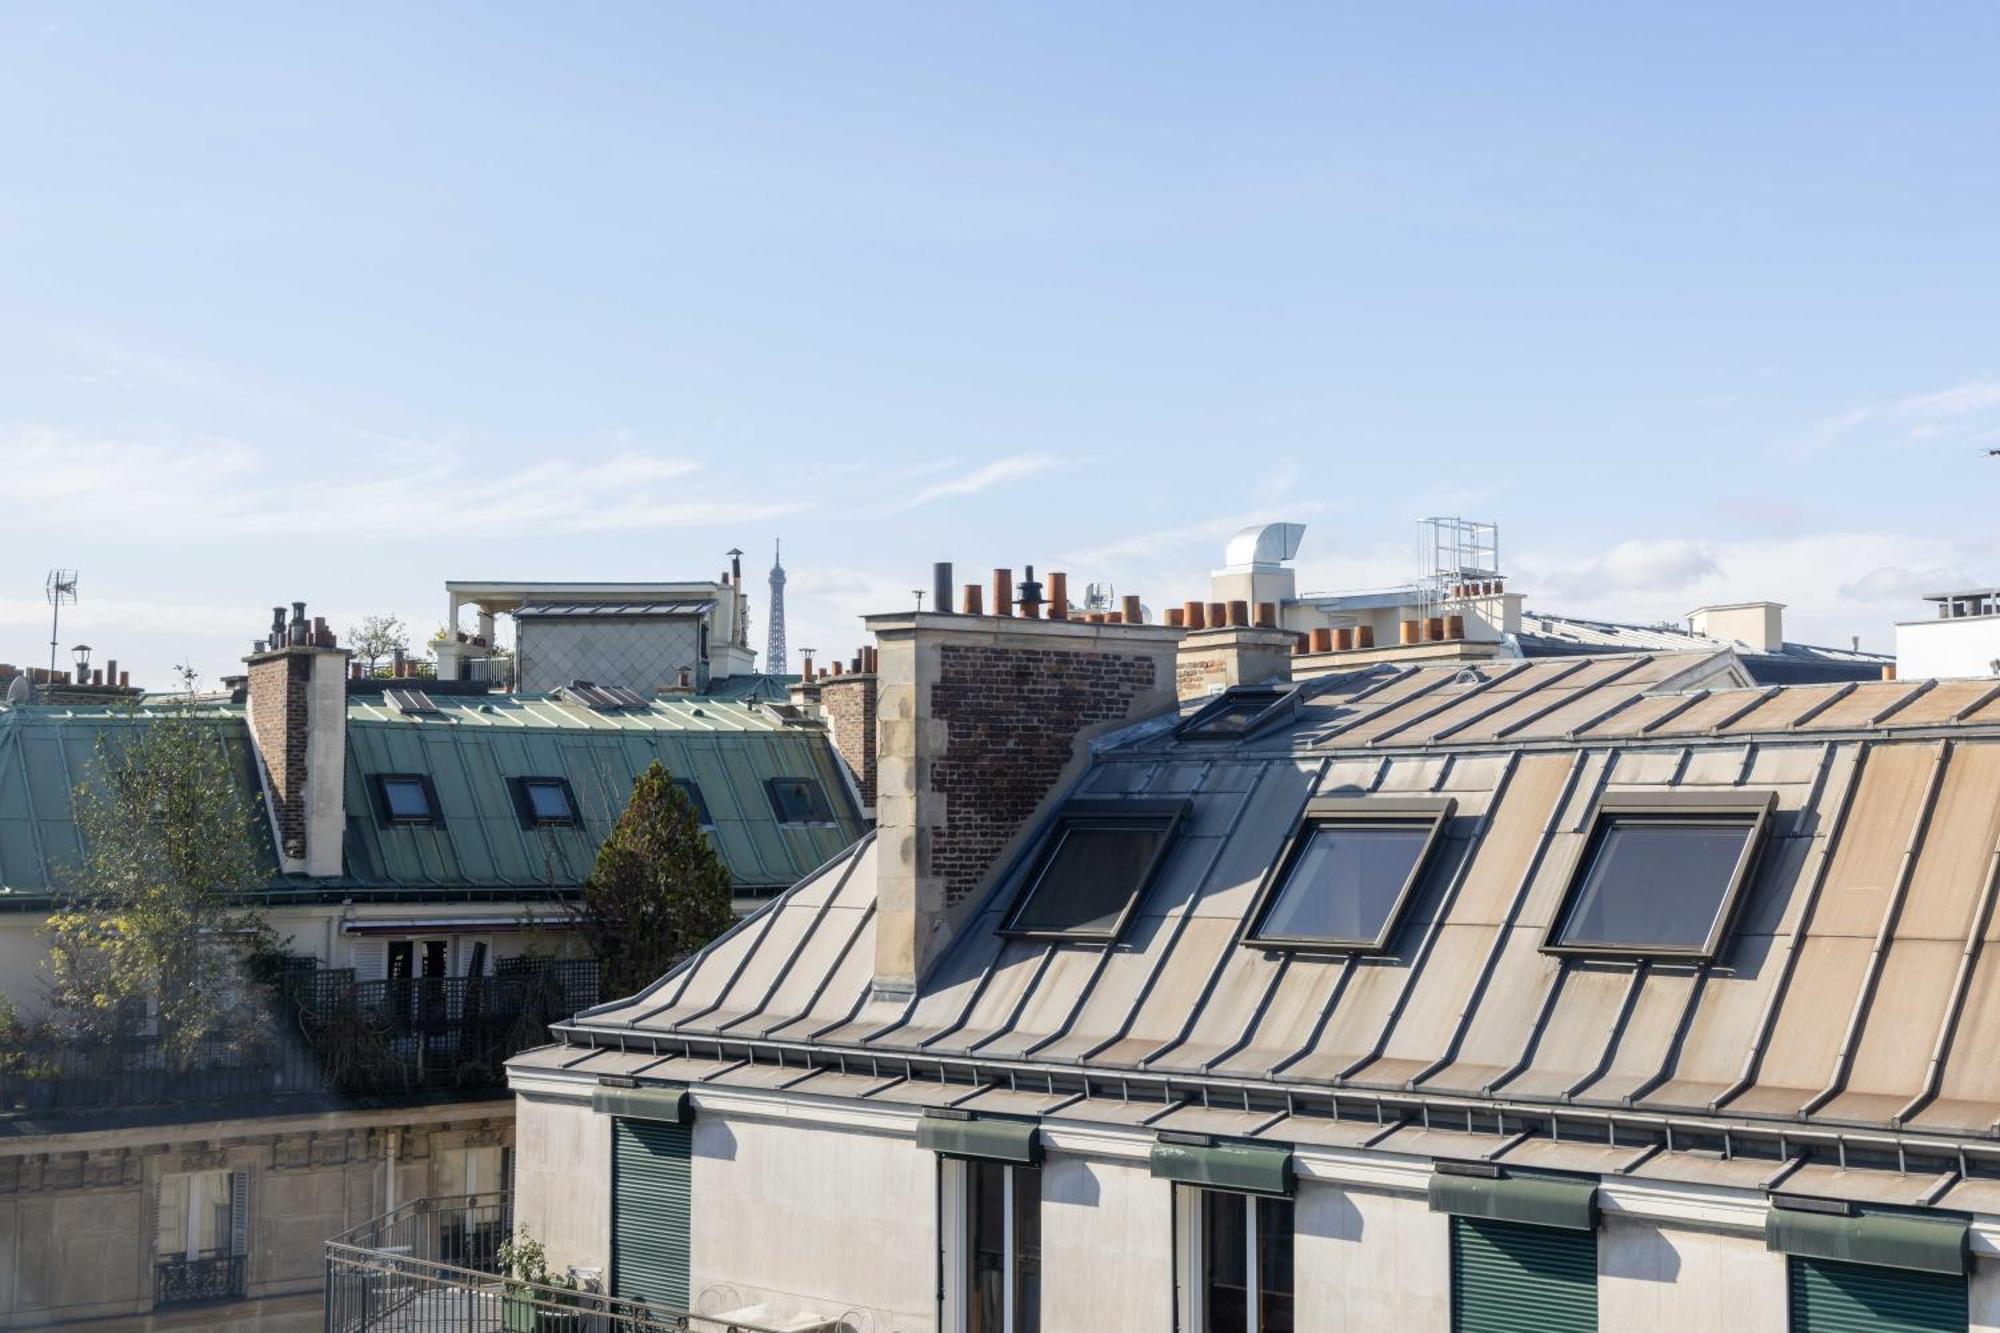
[{"left": 554, "top": 652, "right": 2000, "bottom": 1169}]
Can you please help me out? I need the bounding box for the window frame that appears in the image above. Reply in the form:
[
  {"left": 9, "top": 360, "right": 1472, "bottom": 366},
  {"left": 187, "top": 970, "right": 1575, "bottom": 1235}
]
[
  {"left": 372, "top": 773, "right": 443, "bottom": 827},
  {"left": 998, "top": 797, "right": 1189, "bottom": 944},
  {"left": 764, "top": 775, "right": 836, "bottom": 826},
  {"left": 674, "top": 778, "right": 715, "bottom": 828},
  {"left": 938, "top": 1155, "right": 1042, "bottom": 1333},
  {"left": 509, "top": 776, "right": 579, "bottom": 828},
  {"left": 1175, "top": 685, "right": 1302, "bottom": 743},
  {"left": 1172, "top": 1183, "right": 1295, "bottom": 1333},
  {"left": 1540, "top": 789, "right": 1776, "bottom": 961},
  {"left": 1242, "top": 796, "right": 1456, "bottom": 953}
]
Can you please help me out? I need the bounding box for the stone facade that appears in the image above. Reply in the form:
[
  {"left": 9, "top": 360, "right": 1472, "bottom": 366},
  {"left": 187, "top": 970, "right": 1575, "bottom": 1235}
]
[
  {"left": 0, "top": 1101, "right": 511, "bottom": 1330},
  {"left": 816, "top": 673, "right": 877, "bottom": 808}
]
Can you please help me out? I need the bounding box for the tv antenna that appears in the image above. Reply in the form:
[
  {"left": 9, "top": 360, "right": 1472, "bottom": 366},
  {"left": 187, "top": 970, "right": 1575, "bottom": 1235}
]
[{"left": 45, "top": 570, "right": 78, "bottom": 686}]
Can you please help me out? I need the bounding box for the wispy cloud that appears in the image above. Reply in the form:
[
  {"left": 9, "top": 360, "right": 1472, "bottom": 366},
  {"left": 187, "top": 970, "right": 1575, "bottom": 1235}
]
[
  {"left": 886, "top": 454, "right": 1056, "bottom": 512},
  {"left": 1815, "top": 376, "right": 2000, "bottom": 449},
  {"left": 0, "top": 426, "right": 814, "bottom": 540}
]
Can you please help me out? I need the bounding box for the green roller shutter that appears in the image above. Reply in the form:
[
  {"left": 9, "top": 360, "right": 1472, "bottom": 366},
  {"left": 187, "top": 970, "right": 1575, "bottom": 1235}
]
[
  {"left": 612, "top": 1117, "right": 691, "bottom": 1313},
  {"left": 1451, "top": 1216, "right": 1597, "bottom": 1333},
  {"left": 1788, "top": 1256, "right": 1966, "bottom": 1333}
]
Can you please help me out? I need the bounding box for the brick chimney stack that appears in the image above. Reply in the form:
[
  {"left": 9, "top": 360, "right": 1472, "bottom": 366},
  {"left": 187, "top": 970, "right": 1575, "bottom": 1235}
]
[
  {"left": 244, "top": 600, "right": 349, "bottom": 877},
  {"left": 1175, "top": 602, "right": 1299, "bottom": 699},
  {"left": 867, "top": 578, "right": 1183, "bottom": 997}
]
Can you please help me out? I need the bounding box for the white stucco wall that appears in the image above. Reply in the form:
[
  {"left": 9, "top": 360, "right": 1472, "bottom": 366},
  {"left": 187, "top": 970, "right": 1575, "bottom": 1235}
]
[
  {"left": 1293, "top": 1181, "right": 1450, "bottom": 1331},
  {"left": 1973, "top": 1257, "right": 2000, "bottom": 1333},
  {"left": 690, "top": 1113, "right": 936, "bottom": 1331},
  {"left": 1038, "top": 1153, "right": 1174, "bottom": 1333},
  {"left": 512, "top": 1093, "right": 610, "bottom": 1276},
  {"left": 1898, "top": 617, "right": 2000, "bottom": 681},
  {"left": 1598, "top": 1214, "right": 1786, "bottom": 1329}
]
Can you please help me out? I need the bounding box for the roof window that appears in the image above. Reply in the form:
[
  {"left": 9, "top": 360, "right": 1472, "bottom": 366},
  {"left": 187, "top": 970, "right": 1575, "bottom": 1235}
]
[
  {"left": 766, "top": 776, "right": 835, "bottom": 825},
  {"left": 1245, "top": 797, "right": 1454, "bottom": 951},
  {"left": 1001, "top": 798, "right": 1187, "bottom": 942},
  {"left": 1544, "top": 791, "right": 1774, "bottom": 958},
  {"left": 1176, "top": 686, "right": 1297, "bottom": 742},
  {"left": 675, "top": 779, "right": 714, "bottom": 827},
  {"left": 374, "top": 774, "right": 440, "bottom": 826},
  {"left": 511, "top": 777, "right": 578, "bottom": 827}
]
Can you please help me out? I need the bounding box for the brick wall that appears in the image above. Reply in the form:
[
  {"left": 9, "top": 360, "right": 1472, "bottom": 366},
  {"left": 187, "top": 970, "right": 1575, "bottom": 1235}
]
[
  {"left": 927, "top": 643, "right": 1158, "bottom": 906},
  {"left": 819, "top": 673, "right": 878, "bottom": 806},
  {"left": 248, "top": 652, "right": 312, "bottom": 861}
]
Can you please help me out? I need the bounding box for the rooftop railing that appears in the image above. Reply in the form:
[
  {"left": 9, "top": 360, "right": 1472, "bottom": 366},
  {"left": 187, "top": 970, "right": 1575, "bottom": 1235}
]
[{"left": 325, "top": 1194, "right": 818, "bottom": 1333}]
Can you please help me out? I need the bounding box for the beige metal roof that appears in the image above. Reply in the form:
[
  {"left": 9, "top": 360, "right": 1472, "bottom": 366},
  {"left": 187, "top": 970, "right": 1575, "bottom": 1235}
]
[{"left": 535, "top": 650, "right": 2000, "bottom": 1192}]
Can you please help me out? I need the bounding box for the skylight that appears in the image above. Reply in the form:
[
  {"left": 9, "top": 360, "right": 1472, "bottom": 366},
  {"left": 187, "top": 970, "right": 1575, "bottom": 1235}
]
[
  {"left": 515, "top": 777, "right": 577, "bottom": 826},
  {"left": 766, "top": 776, "right": 835, "bottom": 825},
  {"left": 1245, "top": 798, "right": 1453, "bottom": 951},
  {"left": 1177, "top": 687, "right": 1293, "bottom": 741},
  {"left": 1544, "top": 791, "right": 1774, "bottom": 958},
  {"left": 1002, "top": 798, "right": 1187, "bottom": 942},
  {"left": 675, "top": 779, "right": 714, "bottom": 827},
  {"left": 377, "top": 774, "right": 438, "bottom": 825}
]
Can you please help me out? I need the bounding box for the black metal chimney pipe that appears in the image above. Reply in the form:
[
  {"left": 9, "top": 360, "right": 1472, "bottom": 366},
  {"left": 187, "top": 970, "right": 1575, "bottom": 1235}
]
[{"left": 933, "top": 562, "right": 953, "bottom": 614}]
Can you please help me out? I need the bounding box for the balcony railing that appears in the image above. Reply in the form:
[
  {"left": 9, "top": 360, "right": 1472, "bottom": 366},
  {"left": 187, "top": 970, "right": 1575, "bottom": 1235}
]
[
  {"left": 156, "top": 1252, "right": 248, "bottom": 1306},
  {"left": 0, "top": 958, "right": 598, "bottom": 1118},
  {"left": 325, "top": 1194, "right": 818, "bottom": 1333}
]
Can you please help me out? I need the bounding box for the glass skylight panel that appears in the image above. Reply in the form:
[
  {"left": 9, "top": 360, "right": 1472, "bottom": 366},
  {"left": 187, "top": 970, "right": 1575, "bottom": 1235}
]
[
  {"left": 766, "top": 777, "right": 834, "bottom": 824},
  {"left": 1245, "top": 797, "right": 1452, "bottom": 951},
  {"left": 379, "top": 775, "right": 436, "bottom": 824},
  {"left": 1545, "top": 792, "right": 1773, "bottom": 957},
  {"left": 1179, "top": 688, "right": 1290, "bottom": 741},
  {"left": 1003, "top": 800, "right": 1186, "bottom": 941},
  {"left": 522, "top": 779, "right": 575, "bottom": 824},
  {"left": 675, "top": 779, "right": 714, "bottom": 827}
]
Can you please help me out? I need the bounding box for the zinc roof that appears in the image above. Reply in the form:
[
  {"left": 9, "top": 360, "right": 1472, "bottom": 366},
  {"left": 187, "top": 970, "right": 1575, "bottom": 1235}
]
[{"left": 558, "top": 650, "right": 2000, "bottom": 1160}]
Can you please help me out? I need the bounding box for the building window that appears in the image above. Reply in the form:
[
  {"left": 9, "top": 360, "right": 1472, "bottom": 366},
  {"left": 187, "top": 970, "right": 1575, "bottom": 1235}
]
[
  {"left": 765, "top": 776, "right": 835, "bottom": 824},
  {"left": 942, "top": 1158, "right": 1041, "bottom": 1333},
  {"left": 511, "top": 776, "right": 578, "bottom": 827},
  {"left": 374, "top": 773, "right": 441, "bottom": 826},
  {"left": 1001, "top": 799, "right": 1187, "bottom": 943},
  {"left": 435, "top": 1146, "right": 510, "bottom": 1271},
  {"left": 1177, "top": 687, "right": 1294, "bottom": 742},
  {"left": 1787, "top": 1255, "right": 1965, "bottom": 1332},
  {"left": 675, "top": 778, "right": 715, "bottom": 827},
  {"left": 1544, "top": 792, "right": 1774, "bottom": 958},
  {"left": 1451, "top": 1215, "right": 1596, "bottom": 1332},
  {"left": 154, "top": 1169, "right": 248, "bottom": 1307},
  {"left": 1175, "top": 1186, "right": 1295, "bottom": 1333},
  {"left": 1245, "top": 798, "right": 1454, "bottom": 951}
]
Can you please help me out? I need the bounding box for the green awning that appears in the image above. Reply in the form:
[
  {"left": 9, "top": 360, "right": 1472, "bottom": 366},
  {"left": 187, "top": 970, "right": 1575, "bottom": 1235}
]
[
  {"left": 1766, "top": 1202, "right": 1968, "bottom": 1276},
  {"left": 916, "top": 1115, "right": 1041, "bottom": 1165},
  {"left": 1428, "top": 1169, "right": 1597, "bottom": 1232},
  {"left": 1149, "top": 1139, "right": 1293, "bottom": 1197},
  {"left": 593, "top": 1085, "right": 692, "bottom": 1124}
]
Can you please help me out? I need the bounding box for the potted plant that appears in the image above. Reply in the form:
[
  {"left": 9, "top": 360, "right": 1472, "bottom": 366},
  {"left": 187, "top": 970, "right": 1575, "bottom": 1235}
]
[{"left": 495, "top": 1231, "right": 581, "bottom": 1333}]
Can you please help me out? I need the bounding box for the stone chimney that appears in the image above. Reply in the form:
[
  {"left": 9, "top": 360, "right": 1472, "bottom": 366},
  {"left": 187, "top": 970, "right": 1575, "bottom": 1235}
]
[
  {"left": 244, "top": 601, "right": 349, "bottom": 877},
  {"left": 819, "top": 648, "right": 878, "bottom": 812},
  {"left": 868, "top": 595, "right": 1182, "bottom": 997},
  {"left": 1175, "top": 601, "right": 1298, "bottom": 699}
]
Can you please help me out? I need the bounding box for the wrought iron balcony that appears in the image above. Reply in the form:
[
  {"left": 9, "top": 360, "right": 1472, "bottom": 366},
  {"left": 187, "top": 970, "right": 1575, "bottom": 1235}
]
[
  {"left": 155, "top": 1251, "right": 247, "bottom": 1306},
  {"left": 325, "top": 1193, "right": 833, "bottom": 1332}
]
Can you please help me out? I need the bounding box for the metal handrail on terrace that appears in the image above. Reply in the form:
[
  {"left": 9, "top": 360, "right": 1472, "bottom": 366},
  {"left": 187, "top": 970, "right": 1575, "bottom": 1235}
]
[{"left": 325, "top": 1194, "right": 824, "bottom": 1333}]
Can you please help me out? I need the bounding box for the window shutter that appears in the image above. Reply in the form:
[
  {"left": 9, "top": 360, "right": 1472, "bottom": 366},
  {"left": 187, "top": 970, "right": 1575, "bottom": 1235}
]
[
  {"left": 1788, "top": 1256, "right": 1966, "bottom": 1332},
  {"left": 1451, "top": 1216, "right": 1597, "bottom": 1333},
  {"left": 229, "top": 1172, "right": 250, "bottom": 1258},
  {"left": 612, "top": 1118, "right": 691, "bottom": 1313}
]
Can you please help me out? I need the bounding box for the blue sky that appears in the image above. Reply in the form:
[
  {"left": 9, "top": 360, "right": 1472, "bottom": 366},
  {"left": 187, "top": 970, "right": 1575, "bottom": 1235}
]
[{"left": 4, "top": 2, "right": 1999, "bottom": 686}]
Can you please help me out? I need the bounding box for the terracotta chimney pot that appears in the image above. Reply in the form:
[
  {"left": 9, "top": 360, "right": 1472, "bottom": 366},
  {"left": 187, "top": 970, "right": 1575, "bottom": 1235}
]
[
  {"left": 1226, "top": 600, "right": 1249, "bottom": 628},
  {"left": 1356, "top": 625, "right": 1376, "bottom": 649},
  {"left": 1255, "top": 602, "right": 1278, "bottom": 628},
  {"left": 1445, "top": 614, "right": 1466, "bottom": 641},
  {"left": 963, "top": 584, "right": 984, "bottom": 616},
  {"left": 1399, "top": 620, "right": 1421, "bottom": 645},
  {"left": 1184, "top": 601, "right": 1206, "bottom": 630},
  {"left": 1334, "top": 627, "right": 1354, "bottom": 651},
  {"left": 1048, "top": 572, "right": 1070, "bottom": 620},
  {"left": 1310, "top": 627, "right": 1334, "bottom": 653},
  {"left": 1424, "top": 617, "right": 1446, "bottom": 642},
  {"left": 1122, "top": 594, "right": 1143, "bottom": 625},
  {"left": 1206, "top": 602, "right": 1228, "bottom": 630},
  {"left": 1167, "top": 607, "right": 1186, "bottom": 628}
]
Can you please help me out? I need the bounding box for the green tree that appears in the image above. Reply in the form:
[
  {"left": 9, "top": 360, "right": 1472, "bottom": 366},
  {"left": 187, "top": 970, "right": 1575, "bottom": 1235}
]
[
  {"left": 578, "top": 762, "right": 733, "bottom": 997},
  {"left": 44, "top": 683, "right": 276, "bottom": 1067},
  {"left": 347, "top": 613, "right": 410, "bottom": 676}
]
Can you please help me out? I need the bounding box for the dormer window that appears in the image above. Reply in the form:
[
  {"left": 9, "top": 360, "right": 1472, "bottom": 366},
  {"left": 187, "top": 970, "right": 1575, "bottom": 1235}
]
[
  {"left": 1001, "top": 798, "right": 1187, "bottom": 942},
  {"left": 675, "top": 779, "right": 714, "bottom": 827},
  {"left": 374, "top": 774, "right": 440, "bottom": 827},
  {"left": 766, "top": 776, "right": 835, "bottom": 825},
  {"left": 1245, "top": 798, "right": 1454, "bottom": 951},
  {"left": 1543, "top": 791, "right": 1774, "bottom": 958}
]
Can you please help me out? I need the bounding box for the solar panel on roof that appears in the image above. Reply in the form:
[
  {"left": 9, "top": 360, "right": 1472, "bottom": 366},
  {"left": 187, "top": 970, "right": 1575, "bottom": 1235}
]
[{"left": 385, "top": 688, "right": 439, "bottom": 715}]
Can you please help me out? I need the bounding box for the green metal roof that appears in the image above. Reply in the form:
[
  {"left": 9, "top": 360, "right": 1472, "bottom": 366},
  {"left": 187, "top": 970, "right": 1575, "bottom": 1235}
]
[
  {"left": 0, "top": 694, "right": 864, "bottom": 904},
  {"left": 700, "top": 673, "right": 798, "bottom": 703}
]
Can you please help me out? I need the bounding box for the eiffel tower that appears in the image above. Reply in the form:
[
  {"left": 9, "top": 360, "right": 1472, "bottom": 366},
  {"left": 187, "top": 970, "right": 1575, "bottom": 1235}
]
[{"left": 766, "top": 539, "right": 788, "bottom": 674}]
